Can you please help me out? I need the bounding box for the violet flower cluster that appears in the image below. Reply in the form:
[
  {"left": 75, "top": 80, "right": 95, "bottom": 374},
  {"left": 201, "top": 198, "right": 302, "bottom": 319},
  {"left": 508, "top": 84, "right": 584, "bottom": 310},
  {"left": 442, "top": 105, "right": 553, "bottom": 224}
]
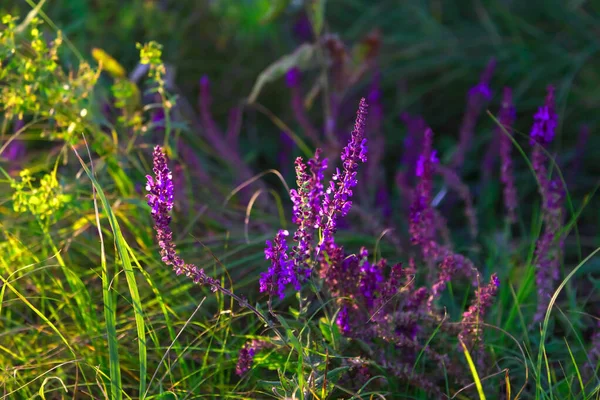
[{"left": 259, "top": 98, "right": 368, "bottom": 301}]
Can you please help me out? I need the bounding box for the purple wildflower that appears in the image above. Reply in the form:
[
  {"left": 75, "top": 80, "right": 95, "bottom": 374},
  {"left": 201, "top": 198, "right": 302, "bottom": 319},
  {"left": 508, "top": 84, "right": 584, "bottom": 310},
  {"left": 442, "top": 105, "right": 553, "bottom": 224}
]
[
  {"left": 337, "top": 304, "right": 351, "bottom": 335},
  {"left": 399, "top": 112, "right": 426, "bottom": 185},
  {"left": 530, "top": 85, "right": 557, "bottom": 146},
  {"left": 279, "top": 132, "right": 295, "bottom": 177},
  {"left": 319, "top": 98, "right": 368, "bottom": 250},
  {"left": 358, "top": 247, "right": 384, "bottom": 309},
  {"left": 292, "top": 12, "right": 313, "bottom": 42},
  {"left": 497, "top": 88, "right": 518, "bottom": 222},
  {"left": 235, "top": 345, "right": 255, "bottom": 376},
  {"left": 146, "top": 146, "right": 218, "bottom": 287},
  {"left": 3, "top": 139, "right": 26, "bottom": 162},
  {"left": 409, "top": 128, "right": 438, "bottom": 258},
  {"left": 375, "top": 183, "right": 392, "bottom": 219},
  {"left": 226, "top": 106, "right": 242, "bottom": 149},
  {"left": 529, "top": 86, "right": 565, "bottom": 323},
  {"left": 259, "top": 229, "right": 299, "bottom": 299},
  {"left": 452, "top": 58, "right": 496, "bottom": 169},
  {"left": 533, "top": 179, "right": 565, "bottom": 323},
  {"left": 459, "top": 274, "right": 499, "bottom": 351},
  {"left": 427, "top": 255, "right": 456, "bottom": 311},
  {"left": 198, "top": 75, "right": 224, "bottom": 141},
  {"left": 289, "top": 149, "right": 328, "bottom": 278},
  {"left": 150, "top": 103, "right": 165, "bottom": 133},
  {"left": 235, "top": 340, "right": 270, "bottom": 376}
]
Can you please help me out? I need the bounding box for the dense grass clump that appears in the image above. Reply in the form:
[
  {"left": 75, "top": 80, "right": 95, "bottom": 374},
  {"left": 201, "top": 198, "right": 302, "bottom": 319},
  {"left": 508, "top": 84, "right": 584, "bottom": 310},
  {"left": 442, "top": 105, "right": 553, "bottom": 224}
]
[{"left": 1, "top": 2, "right": 599, "bottom": 399}]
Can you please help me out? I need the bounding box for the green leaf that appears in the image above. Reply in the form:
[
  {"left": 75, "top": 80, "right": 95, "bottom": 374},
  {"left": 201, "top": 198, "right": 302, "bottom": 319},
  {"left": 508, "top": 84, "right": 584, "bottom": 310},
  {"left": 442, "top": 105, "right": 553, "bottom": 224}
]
[
  {"left": 459, "top": 340, "right": 486, "bottom": 400},
  {"left": 318, "top": 317, "right": 333, "bottom": 343}
]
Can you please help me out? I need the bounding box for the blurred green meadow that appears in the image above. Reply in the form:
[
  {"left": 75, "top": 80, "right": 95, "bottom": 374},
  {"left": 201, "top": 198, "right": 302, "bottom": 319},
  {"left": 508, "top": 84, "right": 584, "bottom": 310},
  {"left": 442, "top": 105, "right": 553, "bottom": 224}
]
[{"left": 0, "top": 0, "right": 599, "bottom": 399}]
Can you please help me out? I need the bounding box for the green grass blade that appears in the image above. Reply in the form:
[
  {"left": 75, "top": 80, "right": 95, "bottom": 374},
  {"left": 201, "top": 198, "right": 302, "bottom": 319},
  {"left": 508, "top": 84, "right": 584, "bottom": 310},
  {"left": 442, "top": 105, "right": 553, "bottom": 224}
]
[
  {"left": 460, "top": 340, "right": 487, "bottom": 400},
  {"left": 73, "top": 143, "right": 147, "bottom": 398}
]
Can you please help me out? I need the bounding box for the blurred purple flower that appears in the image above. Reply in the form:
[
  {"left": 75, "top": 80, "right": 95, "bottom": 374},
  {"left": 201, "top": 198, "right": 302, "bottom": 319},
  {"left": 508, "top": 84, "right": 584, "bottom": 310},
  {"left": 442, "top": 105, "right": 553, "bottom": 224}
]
[
  {"left": 151, "top": 106, "right": 165, "bottom": 133},
  {"left": 409, "top": 128, "right": 438, "bottom": 257},
  {"left": 235, "top": 340, "right": 270, "bottom": 376},
  {"left": 358, "top": 247, "right": 384, "bottom": 309},
  {"left": 497, "top": 88, "right": 518, "bottom": 222},
  {"left": 4, "top": 140, "right": 26, "bottom": 162},
  {"left": 286, "top": 68, "right": 321, "bottom": 145},
  {"left": 459, "top": 274, "right": 499, "bottom": 353},
  {"left": 528, "top": 86, "right": 565, "bottom": 323},
  {"left": 530, "top": 85, "right": 557, "bottom": 146},
  {"left": 337, "top": 304, "right": 351, "bottom": 335},
  {"left": 375, "top": 184, "right": 392, "bottom": 219},
  {"left": 427, "top": 255, "right": 457, "bottom": 310},
  {"left": 452, "top": 58, "right": 496, "bottom": 170},
  {"left": 292, "top": 13, "right": 313, "bottom": 43}
]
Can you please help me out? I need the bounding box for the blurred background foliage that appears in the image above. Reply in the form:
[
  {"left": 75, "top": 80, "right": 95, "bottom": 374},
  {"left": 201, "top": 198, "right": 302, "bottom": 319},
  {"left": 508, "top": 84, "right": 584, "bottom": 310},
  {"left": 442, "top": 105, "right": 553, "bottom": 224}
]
[{"left": 5, "top": 0, "right": 600, "bottom": 145}]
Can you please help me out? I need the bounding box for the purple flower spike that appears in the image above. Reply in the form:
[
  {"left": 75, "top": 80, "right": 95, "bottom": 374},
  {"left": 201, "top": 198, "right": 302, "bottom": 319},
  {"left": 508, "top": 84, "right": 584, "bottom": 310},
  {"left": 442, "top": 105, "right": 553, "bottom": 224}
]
[
  {"left": 235, "top": 345, "right": 256, "bottom": 376},
  {"left": 496, "top": 87, "right": 518, "bottom": 222},
  {"left": 199, "top": 74, "right": 210, "bottom": 89},
  {"left": 530, "top": 85, "right": 557, "bottom": 146},
  {"left": 452, "top": 58, "right": 496, "bottom": 169},
  {"left": 409, "top": 128, "right": 438, "bottom": 255},
  {"left": 289, "top": 149, "right": 328, "bottom": 279},
  {"left": 146, "top": 146, "right": 218, "bottom": 287},
  {"left": 459, "top": 273, "right": 499, "bottom": 352},
  {"left": 320, "top": 98, "right": 369, "bottom": 246}
]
